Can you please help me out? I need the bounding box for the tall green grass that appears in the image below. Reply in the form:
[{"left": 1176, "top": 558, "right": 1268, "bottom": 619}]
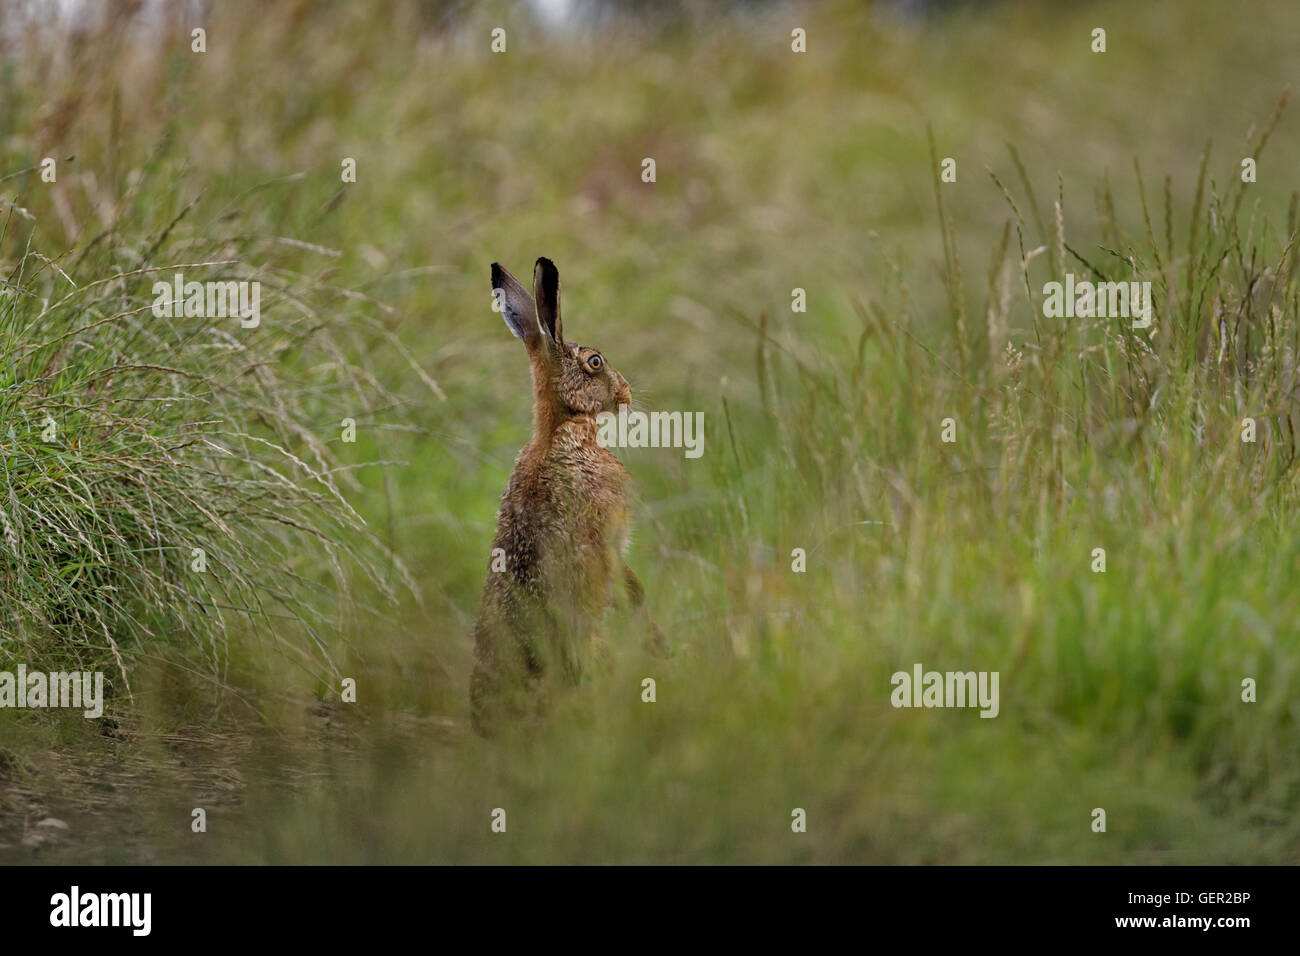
[{"left": 0, "top": 197, "right": 413, "bottom": 692}]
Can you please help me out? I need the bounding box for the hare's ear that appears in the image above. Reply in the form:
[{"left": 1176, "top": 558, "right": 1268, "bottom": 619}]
[
  {"left": 491, "top": 262, "right": 543, "bottom": 349},
  {"left": 533, "top": 257, "right": 563, "bottom": 346}
]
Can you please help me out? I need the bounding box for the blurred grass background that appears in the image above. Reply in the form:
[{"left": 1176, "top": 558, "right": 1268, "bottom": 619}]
[{"left": 0, "top": 0, "right": 1298, "bottom": 862}]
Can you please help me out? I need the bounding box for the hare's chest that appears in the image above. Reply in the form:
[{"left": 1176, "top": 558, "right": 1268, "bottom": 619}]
[{"left": 545, "top": 444, "right": 630, "bottom": 540}]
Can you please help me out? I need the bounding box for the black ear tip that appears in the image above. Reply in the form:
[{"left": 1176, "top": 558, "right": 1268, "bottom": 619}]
[
  {"left": 534, "top": 258, "right": 559, "bottom": 297},
  {"left": 490, "top": 262, "right": 504, "bottom": 284}
]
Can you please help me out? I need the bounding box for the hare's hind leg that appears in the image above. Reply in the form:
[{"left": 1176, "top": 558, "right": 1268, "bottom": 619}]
[{"left": 469, "top": 624, "right": 545, "bottom": 737}]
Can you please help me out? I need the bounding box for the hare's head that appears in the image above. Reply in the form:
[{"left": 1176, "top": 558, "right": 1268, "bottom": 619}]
[{"left": 492, "top": 258, "right": 632, "bottom": 423}]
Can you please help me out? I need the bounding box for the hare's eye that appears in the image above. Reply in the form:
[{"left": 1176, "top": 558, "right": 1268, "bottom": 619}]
[{"left": 587, "top": 354, "right": 603, "bottom": 371}]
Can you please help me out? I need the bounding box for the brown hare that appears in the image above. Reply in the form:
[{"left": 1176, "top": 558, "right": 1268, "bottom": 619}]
[{"left": 470, "top": 257, "right": 654, "bottom": 735}]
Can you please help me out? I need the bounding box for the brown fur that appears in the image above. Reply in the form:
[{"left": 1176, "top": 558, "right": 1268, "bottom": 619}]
[{"left": 470, "top": 258, "right": 649, "bottom": 735}]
